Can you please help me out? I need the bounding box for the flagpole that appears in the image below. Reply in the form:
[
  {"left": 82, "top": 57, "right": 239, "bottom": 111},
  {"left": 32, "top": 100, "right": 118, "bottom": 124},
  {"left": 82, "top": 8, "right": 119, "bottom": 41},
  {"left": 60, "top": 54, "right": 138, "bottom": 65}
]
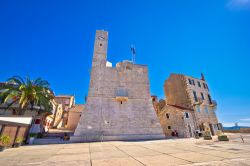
[{"left": 131, "top": 45, "right": 136, "bottom": 64}]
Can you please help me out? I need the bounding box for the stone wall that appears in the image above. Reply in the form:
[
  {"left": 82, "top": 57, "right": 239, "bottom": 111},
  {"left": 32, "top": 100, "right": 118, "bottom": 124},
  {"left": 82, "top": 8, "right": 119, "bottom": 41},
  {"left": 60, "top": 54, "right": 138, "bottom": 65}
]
[
  {"left": 164, "top": 74, "right": 192, "bottom": 110},
  {"left": 157, "top": 105, "right": 196, "bottom": 138}
]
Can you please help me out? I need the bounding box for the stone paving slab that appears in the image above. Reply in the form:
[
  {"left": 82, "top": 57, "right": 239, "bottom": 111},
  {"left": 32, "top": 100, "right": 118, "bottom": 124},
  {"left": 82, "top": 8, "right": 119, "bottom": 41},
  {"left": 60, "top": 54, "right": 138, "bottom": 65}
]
[
  {"left": 92, "top": 157, "right": 143, "bottom": 166},
  {"left": 0, "top": 136, "right": 250, "bottom": 166},
  {"left": 140, "top": 144, "right": 190, "bottom": 154},
  {"left": 117, "top": 146, "right": 162, "bottom": 157},
  {"left": 199, "top": 150, "right": 250, "bottom": 159},
  {"left": 135, "top": 154, "right": 191, "bottom": 166},
  {"left": 170, "top": 152, "right": 224, "bottom": 163},
  {"left": 182, "top": 158, "right": 250, "bottom": 166}
]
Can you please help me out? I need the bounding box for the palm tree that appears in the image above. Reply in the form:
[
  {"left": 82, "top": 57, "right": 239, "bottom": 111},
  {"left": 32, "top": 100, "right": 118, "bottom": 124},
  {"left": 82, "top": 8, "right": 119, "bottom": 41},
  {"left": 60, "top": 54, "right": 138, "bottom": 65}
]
[{"left": 0, "top": 76, "right": 54, "bottom": 115}]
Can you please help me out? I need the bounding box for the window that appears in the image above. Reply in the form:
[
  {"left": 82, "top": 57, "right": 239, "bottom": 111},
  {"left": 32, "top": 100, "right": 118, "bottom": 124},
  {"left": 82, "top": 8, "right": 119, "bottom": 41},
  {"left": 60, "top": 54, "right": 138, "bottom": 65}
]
[
  {"left": 213, "top": 124, "right": 218, "bottom": 130},
  {"left": 207, "top": 94, "right": 212, "bottom": 104},
  {"left": 197, "top": 106, "right": 201, "bottom": 113},
  {"left": 188, "top": 79, "right": 192, "bottom": 85},
  {"left": 205, "top": 106, "right": 209, "bottom": 113},
  {"left": 166, "top": 113, "right": 170, "bottom": 119},
  {"left": 100, "top": 43, "right": 102, "bottom": 47},
  {"left": 203, "top": 83, "right": 206, "bottom": 89},
  {"left": 185, "top": 112, "right": 189, "bottom": 118},
  {"left": 168, "top": 126, "right": 171, "bottom": 130},
  {"left": 198, "top": 81, "right": 201, "bottom": 87},
  {"left": 193, "top": 91, "right": 198, "bottom": 102},
  {"left": 201, "top": 92, "right": 205, "bottom": 100},
  {"left": 192, "top": 80, "right": 195, "bottom": 86}
]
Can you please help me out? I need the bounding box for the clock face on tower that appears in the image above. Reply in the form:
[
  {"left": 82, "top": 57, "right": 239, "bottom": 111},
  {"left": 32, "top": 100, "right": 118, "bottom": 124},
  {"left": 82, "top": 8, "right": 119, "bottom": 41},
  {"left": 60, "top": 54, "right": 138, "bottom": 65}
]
[{"left": 98, "top": 36, "right": 105, "bottom": 41}]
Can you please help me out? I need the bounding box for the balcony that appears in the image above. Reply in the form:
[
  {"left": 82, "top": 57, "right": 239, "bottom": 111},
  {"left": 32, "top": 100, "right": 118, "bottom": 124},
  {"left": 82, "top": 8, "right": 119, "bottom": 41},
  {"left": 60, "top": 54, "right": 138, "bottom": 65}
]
[
  {"left": 209, "top": 100, "right": 217, "bottom": 107},
  {"left": 193, "top": 97, "right": 203, "bottom": 105},
  {"left": 115, "top": 87, "right": 128, "bottom": 102}
]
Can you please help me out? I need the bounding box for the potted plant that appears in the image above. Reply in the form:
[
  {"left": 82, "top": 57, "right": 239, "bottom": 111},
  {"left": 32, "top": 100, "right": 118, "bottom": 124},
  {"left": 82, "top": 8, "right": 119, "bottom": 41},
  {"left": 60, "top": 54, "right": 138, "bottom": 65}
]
[
  {"left": 28, "top": 133, "right": 37, "bottom": 145},
  {"left": 218, "top": 135, "right": 229, "bottom": 141},
  {"left": 203, "top": 131, "right": 212, "bottom": 140},
  {"left": 13, "top": 137, "right": 23, "bottom": 148},
  {"left": 0, "top": 135, "right": 10, "bottom": 152}
]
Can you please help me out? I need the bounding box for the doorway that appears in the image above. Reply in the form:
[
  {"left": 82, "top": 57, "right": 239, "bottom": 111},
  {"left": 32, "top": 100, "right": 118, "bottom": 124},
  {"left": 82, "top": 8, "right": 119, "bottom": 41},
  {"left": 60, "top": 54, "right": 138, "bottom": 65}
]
[{"left": 209, "top": 124, "right": 215, "bottom": 136}]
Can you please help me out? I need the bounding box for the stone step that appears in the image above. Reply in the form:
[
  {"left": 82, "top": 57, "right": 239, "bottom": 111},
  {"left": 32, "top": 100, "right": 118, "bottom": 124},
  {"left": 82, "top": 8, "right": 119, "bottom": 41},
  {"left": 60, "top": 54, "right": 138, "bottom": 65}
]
[{"left": 33, "top": 138, "right": 68, "bottom": 145}]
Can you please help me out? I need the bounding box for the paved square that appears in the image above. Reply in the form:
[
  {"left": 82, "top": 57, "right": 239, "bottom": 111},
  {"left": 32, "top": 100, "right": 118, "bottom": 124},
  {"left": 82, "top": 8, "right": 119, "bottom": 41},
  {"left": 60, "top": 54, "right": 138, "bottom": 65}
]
[{"left": 0, "top": 133, "right": 250, "bottom": 166}]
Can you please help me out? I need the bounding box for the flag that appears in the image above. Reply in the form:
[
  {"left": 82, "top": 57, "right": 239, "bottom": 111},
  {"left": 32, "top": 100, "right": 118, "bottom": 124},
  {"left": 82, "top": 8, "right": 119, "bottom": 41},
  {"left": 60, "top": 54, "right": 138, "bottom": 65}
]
[{"left": 131, "top": 46, "right": 136, "bottom": 55}]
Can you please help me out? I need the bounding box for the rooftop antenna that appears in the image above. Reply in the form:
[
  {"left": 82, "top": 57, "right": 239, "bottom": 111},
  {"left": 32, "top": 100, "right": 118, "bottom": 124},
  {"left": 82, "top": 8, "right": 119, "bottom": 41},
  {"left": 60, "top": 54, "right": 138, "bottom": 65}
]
[{"left": 130, "top": 45, "right": 136, "bottom": 64}]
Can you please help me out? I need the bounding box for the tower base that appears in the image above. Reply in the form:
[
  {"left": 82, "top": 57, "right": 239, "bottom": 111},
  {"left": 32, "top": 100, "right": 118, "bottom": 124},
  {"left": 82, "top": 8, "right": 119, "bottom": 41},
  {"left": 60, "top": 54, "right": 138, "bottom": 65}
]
[{"left": 70, "top": 134, "right": 165, "bottom": 143}]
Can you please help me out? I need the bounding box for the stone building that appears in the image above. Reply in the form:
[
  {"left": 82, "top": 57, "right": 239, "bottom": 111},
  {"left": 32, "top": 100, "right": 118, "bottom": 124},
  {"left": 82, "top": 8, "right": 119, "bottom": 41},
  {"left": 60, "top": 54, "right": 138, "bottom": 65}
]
[
  {"left": 67, "top": 104, "right": 85, "bottom": 131},
  {"left": 157, "top": 103, "right": 196, "bottom": 138},
  {"left": 44, "top": 101, "right": 63, "bottom": 131},
  {"left": 72, "top": 30, "right": 164, "bottom": 142},
  {"left": 54, "top": 95, "right": 75, "bottom": 128},
  {"left": 164, "top": 73, "right": 221, "bottom": 136}
]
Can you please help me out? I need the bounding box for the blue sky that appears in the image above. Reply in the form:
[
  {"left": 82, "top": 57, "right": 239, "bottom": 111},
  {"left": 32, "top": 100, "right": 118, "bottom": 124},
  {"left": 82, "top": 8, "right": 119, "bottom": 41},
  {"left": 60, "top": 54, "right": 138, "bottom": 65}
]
[{"left": 0, "top": 0, "right": 249, "bottom": 127}]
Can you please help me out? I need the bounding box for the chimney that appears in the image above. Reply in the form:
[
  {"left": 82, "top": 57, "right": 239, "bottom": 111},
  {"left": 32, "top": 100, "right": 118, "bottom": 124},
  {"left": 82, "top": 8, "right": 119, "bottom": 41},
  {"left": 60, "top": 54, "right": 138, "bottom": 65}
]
[{"left": 201, "top": 73, "right": 205, "bottom": 81}]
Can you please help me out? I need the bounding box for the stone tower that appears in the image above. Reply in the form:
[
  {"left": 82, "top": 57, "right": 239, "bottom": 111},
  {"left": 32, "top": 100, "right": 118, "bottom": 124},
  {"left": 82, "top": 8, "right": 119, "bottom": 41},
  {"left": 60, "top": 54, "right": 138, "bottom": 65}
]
[{"left": 72, "top": 30, "right": 165, "bottom": 142}]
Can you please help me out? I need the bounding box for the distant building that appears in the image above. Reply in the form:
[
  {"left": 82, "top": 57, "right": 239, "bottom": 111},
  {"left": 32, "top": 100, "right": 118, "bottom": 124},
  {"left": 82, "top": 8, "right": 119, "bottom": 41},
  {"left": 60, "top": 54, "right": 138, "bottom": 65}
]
[
  {"left": 54, "top": 95, "right": 75, "bottom": 128},
  {"left": 44, "top": 101, "right": 63, "bottom": 131},
  {"left": 67, "top": 104, "right": 85, "bottom": 131},
  {"left": 157, "top": 103, "right": 196, "bottom": 138},
  {"left": 154, "top": 73, "right": 221, "bottom": 137}
]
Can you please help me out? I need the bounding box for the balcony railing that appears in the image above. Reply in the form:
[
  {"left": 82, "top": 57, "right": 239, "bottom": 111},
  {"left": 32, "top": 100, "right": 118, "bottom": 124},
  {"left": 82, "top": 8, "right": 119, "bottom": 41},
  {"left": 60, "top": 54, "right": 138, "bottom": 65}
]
[
  {"left": 210, "top": 100, "right": 217, "bottom": 107},
  {"left": 193, "top": 97, "right": 203, "bottom": 105}
]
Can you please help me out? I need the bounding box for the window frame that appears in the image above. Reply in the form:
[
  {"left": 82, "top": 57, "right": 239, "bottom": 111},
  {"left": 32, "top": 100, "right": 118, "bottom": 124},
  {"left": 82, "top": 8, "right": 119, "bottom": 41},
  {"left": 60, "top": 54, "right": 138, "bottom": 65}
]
[
  {"left": 192, "top": 80, "right": 195, "bottom": 86},
  {"left": 205, "top": 106, "right": 209, "bottom": 114},
  {"left": 201, "top": 92, "right": 205, "bottom": 100},
  {"left": 198, "top": 81, "right": 201, "bottom": 87},
  {"left": 193, "top": 91, "right": 198, "bottom": 102},
  {"left": 197, "top": 106, "right": 201, "bottom": 113},
  {"left": 203, "top": 83, "right": 206, "bottom": 89}
]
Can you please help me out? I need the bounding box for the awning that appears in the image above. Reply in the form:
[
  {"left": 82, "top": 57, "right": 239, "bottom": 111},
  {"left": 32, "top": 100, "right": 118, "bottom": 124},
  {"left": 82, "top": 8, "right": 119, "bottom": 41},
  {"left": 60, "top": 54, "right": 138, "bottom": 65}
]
[{"left": 0, "top": 117, "right": 32, "bottom": 126}]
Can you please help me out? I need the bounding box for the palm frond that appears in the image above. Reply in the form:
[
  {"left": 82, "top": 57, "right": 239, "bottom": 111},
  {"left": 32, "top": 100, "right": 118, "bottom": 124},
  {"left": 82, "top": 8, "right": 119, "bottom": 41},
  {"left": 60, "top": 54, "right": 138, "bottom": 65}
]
[
  {"left": 1, "top": 76, "right": 54, "bottom": 114},
  {"left": 7, "top": 76, "right": 25, "bottom": 85}
]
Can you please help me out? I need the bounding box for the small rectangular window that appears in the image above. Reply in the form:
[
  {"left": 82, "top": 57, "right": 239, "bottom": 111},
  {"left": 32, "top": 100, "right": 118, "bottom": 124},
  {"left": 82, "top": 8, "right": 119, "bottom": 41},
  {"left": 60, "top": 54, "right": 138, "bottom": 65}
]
[
  {"left": 168, "top": 126, "right": 171, "bottom": 130},
  {"left": 166, "top": 113, "right": 170, "bottom": 119},
  {"left": 188, "top": 79, "right": 192, "bottom": 85},
  {"left": 193, "top": 91, "right": 198, "bottom": 102},
  {"left": 208, "top": 94, "right": 212, "bottom": 104},
  {"left": 205, "top": 106, "right": 209, "bottom": 113},
  {"left": 185, "top": 112, "right": 189, "bottom": 118},
  {"left": 203, "top": 83, "right": 206, "bottom": 89},
  {"left": 201, "top": 92, "right": 205, "bottom": 100},
  {"left": 198, "top": 81, "right": 201, "bottom": 87},
  {"left": 192, "top": 80, "right": 195, "bottom": 86},
  {"left": 197, "top": 106, "right": 200, "bottom": 113}
]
